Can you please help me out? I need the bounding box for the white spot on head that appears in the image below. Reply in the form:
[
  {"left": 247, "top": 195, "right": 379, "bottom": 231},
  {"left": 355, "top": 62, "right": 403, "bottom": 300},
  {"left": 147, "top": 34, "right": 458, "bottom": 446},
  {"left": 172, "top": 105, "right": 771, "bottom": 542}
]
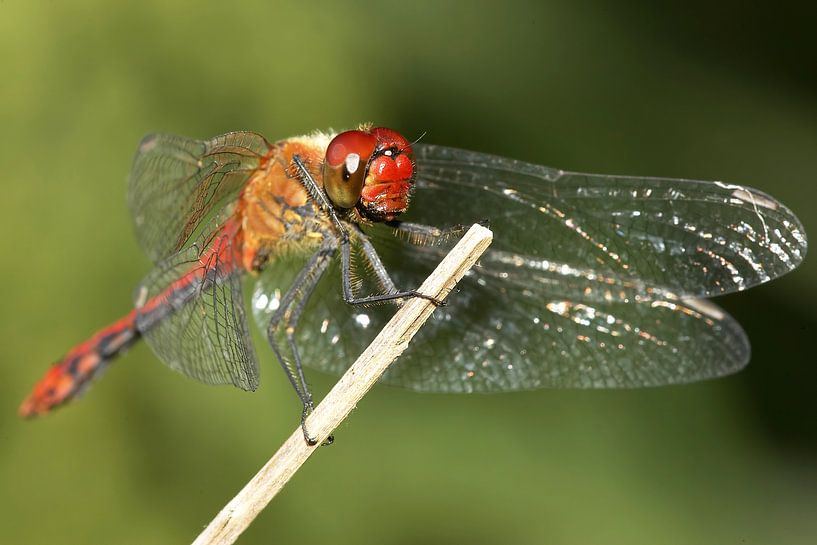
[{"left": 345, "top": 153, "right": 361, "bottom": 174}]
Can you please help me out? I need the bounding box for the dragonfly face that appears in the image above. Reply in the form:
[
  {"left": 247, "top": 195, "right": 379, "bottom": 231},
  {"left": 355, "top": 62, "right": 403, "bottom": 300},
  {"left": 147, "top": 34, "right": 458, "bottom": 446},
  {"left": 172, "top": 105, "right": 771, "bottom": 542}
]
[{"left": 322, "top": 126, "right": 416, "bottom": 222}]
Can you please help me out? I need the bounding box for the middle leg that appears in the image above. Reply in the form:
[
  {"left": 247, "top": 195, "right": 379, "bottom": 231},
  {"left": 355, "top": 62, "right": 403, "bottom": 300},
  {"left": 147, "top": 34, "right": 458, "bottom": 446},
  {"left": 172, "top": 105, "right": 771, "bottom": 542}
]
[{"left": 266, "top": 242, "right": 336, "bottom": 445}]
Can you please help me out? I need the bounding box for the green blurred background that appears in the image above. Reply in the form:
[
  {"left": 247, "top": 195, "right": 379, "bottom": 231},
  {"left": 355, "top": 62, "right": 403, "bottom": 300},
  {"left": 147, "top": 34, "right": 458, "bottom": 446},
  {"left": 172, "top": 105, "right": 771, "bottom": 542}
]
[{"left": 2, "top": 1, "right": 816, "bottom": 543}]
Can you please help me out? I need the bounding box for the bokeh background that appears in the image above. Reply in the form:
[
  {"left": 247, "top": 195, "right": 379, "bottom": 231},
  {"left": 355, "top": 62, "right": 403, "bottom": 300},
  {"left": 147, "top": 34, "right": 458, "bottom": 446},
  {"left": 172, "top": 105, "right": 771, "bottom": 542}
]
[{"left": 2, "top": 1, "right": 815, "bottom": 543}]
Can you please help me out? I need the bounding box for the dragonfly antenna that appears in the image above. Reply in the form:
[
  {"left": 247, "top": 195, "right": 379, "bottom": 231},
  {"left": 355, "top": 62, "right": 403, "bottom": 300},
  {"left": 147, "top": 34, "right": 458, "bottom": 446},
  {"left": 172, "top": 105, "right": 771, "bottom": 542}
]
[{"left": 407, "top": 130, "right": 427, "bottom": 149}]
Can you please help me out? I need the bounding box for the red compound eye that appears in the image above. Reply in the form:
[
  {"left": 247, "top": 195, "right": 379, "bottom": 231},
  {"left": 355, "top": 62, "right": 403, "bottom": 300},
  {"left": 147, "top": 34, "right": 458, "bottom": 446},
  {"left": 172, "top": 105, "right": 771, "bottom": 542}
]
[
  {"left": 323, "top": 130, "right": 377, "bottom": 209},
  {"left": 325, "top": 130, "right": 376, "bottom": 168}
]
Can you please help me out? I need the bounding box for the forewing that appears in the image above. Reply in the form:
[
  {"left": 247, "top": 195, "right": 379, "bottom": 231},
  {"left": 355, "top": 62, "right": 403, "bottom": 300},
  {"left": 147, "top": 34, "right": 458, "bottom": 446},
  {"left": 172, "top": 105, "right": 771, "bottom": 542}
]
[
  {"left": 135, "top": 223, "right": 259, "bottom": 390},
  {"left": 128, "top": 132, "right": 272, "bottom": 263},
  {"left": 412, "top": 145, "right": 807, "bottom": 299},
  {"left": 251, "top": 228, "right": 749, "bottom": 392}
]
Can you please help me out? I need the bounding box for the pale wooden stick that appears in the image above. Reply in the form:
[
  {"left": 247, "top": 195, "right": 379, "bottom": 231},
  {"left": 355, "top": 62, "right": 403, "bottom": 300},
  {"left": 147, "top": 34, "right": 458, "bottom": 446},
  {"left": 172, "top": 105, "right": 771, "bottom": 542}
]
[{"left": 192, "top": 224, "right": 493, "bottom": 545}]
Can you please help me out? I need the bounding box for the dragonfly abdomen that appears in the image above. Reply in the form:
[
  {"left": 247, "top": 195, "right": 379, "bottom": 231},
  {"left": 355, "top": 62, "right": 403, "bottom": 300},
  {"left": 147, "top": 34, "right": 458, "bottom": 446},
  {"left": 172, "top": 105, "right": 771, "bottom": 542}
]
[
  {"left": 19, "top": 312, "right": 141, "bottom": 417},
  {"left": 20, "top": 228, "right": 240, "bottom": 416}
]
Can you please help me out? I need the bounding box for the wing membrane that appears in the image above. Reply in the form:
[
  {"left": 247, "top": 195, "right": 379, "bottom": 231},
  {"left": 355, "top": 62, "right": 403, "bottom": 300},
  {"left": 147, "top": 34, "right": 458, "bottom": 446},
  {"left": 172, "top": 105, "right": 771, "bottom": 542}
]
[
  {"left": 412, "top": 144, "right": 807, "bottom": 299},
  {"left": 251, "top": 232, "right": 749, "bottom": 392},
  {"left": 128, "top": 132, "right": 272, "bottom": 263},
  {"left": 135, "top": 222, "right": 259, "bottom": 390},
  {"left": 251, "top": 142, "right": 805, "bottom": 392}
]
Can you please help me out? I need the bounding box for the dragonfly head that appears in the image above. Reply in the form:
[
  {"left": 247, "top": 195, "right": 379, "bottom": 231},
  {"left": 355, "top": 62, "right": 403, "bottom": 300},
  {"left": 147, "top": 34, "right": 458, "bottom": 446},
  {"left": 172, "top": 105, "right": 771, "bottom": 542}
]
[{"left": 322, "top": 126, "right": 415, "bottom": 222}]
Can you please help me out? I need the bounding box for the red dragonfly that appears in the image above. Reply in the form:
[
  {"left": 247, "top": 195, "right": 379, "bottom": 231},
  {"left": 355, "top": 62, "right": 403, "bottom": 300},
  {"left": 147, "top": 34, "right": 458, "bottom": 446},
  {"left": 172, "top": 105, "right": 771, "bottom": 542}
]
[{"left": 20, "top": 124, "right": 807, "bottom": 443}]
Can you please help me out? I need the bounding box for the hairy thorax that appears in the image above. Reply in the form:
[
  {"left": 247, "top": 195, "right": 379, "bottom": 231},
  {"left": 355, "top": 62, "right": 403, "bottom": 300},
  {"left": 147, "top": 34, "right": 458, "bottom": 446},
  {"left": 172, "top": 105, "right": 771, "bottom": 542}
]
[{"left": 236, "top": 138, "right": 334, "bottom": 272}]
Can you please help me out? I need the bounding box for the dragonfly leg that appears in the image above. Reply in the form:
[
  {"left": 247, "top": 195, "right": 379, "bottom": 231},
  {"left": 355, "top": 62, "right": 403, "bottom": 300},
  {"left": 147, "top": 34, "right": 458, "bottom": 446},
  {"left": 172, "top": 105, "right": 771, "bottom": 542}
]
[
  {"left": 287, "top": 262, "right": 337, "bottom": 446},
  {"left": 341, "top": 225, "right": 448, "bottom": 307},
  {"left": 292, "top": 153, "right": 446, "bottom": 307},
  {"left": 267, "top": 243, "right": 336, "bottom": 445},
  {"left": 291, "top": 154, "right": 349, "bottom": 240}
]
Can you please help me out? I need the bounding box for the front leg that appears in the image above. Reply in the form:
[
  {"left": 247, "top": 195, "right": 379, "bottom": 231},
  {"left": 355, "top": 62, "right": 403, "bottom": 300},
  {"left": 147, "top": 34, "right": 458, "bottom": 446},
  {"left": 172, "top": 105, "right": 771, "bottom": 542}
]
[{"left": 340, "top": 226, "right": 447, "bottom": 307}]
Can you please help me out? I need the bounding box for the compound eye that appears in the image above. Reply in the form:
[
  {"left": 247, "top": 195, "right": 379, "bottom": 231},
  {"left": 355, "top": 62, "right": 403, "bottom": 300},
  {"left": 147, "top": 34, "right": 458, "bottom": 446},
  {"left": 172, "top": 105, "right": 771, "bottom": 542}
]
[{"left": 323, "top": 130, "right": 376, "bottom": 209}]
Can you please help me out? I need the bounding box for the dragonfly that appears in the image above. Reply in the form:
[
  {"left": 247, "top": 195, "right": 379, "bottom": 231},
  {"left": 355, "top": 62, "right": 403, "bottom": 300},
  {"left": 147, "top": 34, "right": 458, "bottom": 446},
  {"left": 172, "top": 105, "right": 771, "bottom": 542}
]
[{"left": 19, "top": 124, "right": 807, "bottom": 443}]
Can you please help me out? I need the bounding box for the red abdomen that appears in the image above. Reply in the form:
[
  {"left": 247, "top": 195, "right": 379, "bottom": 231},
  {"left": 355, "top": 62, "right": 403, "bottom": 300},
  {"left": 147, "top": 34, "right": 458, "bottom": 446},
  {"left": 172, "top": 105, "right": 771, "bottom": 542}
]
[{"left": 19, "top": 220, "right": 243, "bottom": 417}]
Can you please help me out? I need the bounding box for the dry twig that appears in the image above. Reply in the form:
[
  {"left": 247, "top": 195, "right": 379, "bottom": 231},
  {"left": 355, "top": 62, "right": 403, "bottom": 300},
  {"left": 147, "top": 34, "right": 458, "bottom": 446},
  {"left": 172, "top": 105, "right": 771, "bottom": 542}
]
[{"left": 192, "top": 223, "right": 493, "bottom": 545}]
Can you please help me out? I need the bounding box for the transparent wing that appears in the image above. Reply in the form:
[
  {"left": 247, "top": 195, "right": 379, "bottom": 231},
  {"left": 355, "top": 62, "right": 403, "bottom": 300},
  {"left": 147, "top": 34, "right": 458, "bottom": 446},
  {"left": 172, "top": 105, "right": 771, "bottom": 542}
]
[
  {"left": 412, "top": 144, "right": 807, "bottom": 299},
  {"left": 128, "top": 132, "right": 272, "bottom": 263},
  {"left": 135, "top": 221, "right": 259, "bottom": 390},
  {"left": 250, "top": 144, "right": 806, "bottom": 392},
  {"left": 251, "top": 233, "right": 749, "bottom": 392}
]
